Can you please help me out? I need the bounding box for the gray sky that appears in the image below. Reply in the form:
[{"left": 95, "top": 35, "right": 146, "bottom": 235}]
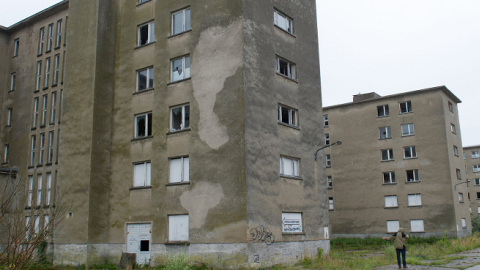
[{"left": 1, "top": 0, "right": 479, "bottom": 146}]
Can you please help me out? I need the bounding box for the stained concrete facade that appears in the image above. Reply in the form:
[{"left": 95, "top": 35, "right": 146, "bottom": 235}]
[
  {"left": 323, "top": 86, "right": 471, "bottom": 238},
  {"left": 1, "top": 0, "right": 329, "bottom": 268},
  {"left": 465, "top": 145, "right": 480, "bottom": 216}
]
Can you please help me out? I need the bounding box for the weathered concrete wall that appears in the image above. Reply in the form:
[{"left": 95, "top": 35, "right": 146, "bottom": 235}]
[{"left": 466, "top": 145, "right": 480, "bottom": 217}]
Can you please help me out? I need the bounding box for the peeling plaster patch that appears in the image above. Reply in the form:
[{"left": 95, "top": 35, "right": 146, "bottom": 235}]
[
  {"left": 192, "top": 19, "right": 243, "bottom": 149},
  {"left": 180, "top": 182, "right": 224, "bottom": 229}
]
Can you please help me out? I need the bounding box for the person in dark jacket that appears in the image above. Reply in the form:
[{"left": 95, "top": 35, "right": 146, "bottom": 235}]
[{"left": 383, "top": 228, "right": 410, "bottom": 268}]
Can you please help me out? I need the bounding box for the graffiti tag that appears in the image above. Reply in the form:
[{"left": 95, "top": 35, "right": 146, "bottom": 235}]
[{"left": 250, "top": 226, "right": 275, "bottom": 245}]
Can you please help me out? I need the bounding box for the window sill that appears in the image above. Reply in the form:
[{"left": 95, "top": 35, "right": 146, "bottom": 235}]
[
  {"left": 45, "top": 163, "right": 52, "bottom": 166},
  {"left": 406, "top": 180, "right": 421, "bottom": 184},
  {"left": 136, "top": 0, "right": 152, "bottom": 7},
  {"left": 34, "top": 90, "right": 40, "bottom": 93},
  {"left": 404, "top": 157, "right": 418, "bottom": 160},
  {"left": 134, "top": 41, "right": 155, "bottom": 50},
  {"left": 28, "top": 166, "right": 34, "bottom": 169},
  {"left": 168, "top": 29, "right": 192, "bottom": 39},
  {"left": 52, "top": 83, "right": 58, "bottom": 87},
  {"left": 324, "top": 125, "right": 329, "bottom": 128},
  {"left": 329, "top": 209, "right": 334, "bottom": 211},
  {"left": 165, "top": 182, "right": 190, "bottom": 187},
  {"left": 381, "top": 160, "right": 394, "bottom": 162},
  {"left": 383, "top": 182, "right": 397, "bottom": 185},
  {"left": 45, "top": 49, "right": 51, "bottom": 54},
  {"left": 37, "top": 53, "right": 43, "bottom": 57},
  {"left": 408, "top": 205, "right": 422, "bottom": 207},
  {"left": 5, "top": 125, "right": 11, "bottom": 128},
  {"left": 131, "top": 135, "right": 153, "bottom": 142},
  {"left": 36, "top": 164, "right": 43, "bottom": 168},
  {"left": 8, "top": 89, "right": 14, "bottom": 93},
  {"left": 12, "top": 55, "right": 18, "bottom": 58},
  {"left": 411, "top": 231, "right": 425, "bottom": 233},
  {"left": 43, "top": 87, "right": 49, "bottom": 91},
  {"left": 133, "top": 88, "right": 154, "bottom": 95},
  {"left": 166, "top": 128, "right": 191, "bottom": 135},
  {"left": 25, "top": 206, "right": 32, "bottom": 210},
  {"left": 401, "top": 134, "right": 415, "bottom": 137},
  {"left": 1, "top": 162, "right": 8, "bottom": 165},
  {"left": 327, "top": 187, "right": 333, "bottom": 189},
  {"left": 379, "top": 138, "right": 392, "bottom": 140},
  {"left": 280, "top": 174, "right": 302, "bottom": 181},
  {"left": 274, "top": 25, "right": 296, "bottom": 38},
  {"left": 384, "top": 206, "right": 399, "bottom": 209},
  {"left": 282, "top": 232, "right": 305, "bottom": 235},
  {"left": 377, "top": 116, "right": 390, "bottom": 118},
  {"left": 276, "top": 73, "right": 298, "bottom": 83},
  {"left": 399, "top": 112, "right": 413, "bottom": 115},
  {"left": 167, "top": 77, "right": 191, "bottom": 86},
  {"left": 326, "top": 166, "right": 331, "bottom": 168},
  {"left": 278, "top": 122, "right": 300, "bottom": 130},
  {"left": 165, "top": 241, "right": 190, "bottom": 245},
  {"left": 130, "top": 186, "right": 152, "bottom": 191},
  {"left": 49, "top": 122, "right": 55, "bottom": 126},
  {"left": 54, "top": 46, "right": 60, "bottom": 50},
  {"left": 40, "top": 125, "right": 46, "bottom": 128}
]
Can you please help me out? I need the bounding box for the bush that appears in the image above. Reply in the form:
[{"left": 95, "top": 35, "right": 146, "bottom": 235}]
[
  {"left": 472, "top": 214, "right": 480, "bottom": 233},
  {"left": 163, "top": 252, "right": 192, "bottom": 270}
]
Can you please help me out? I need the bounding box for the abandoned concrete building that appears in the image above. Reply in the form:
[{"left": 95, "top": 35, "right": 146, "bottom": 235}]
[
  {"left": 0, "top": 0, "right": 330, "bottom": 267},
  {"left": 465, "top": 145, "right": 480, "bottom": 216},
  {"left": 323, "top": 86, "right": 471, "bottom": 238}
]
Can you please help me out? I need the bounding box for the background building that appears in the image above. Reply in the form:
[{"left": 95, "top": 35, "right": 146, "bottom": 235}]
[
  {"left": 323, "top": 86, "right": 471, "bottom": 238},
  {"left": 1, "top": 0, "right": 329, "bottom": 267},
  {"left": 465, "top": 145, "right": 480, "bottom": 216}
]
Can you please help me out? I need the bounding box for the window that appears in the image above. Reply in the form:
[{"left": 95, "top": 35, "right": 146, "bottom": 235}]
[
  {"left": 38, "top": 28, "right": 45, "bottom": 54},
  {"left": 401, "top": 123, "right": 415, "bottom": 136},
  {"left": 448, "top": 101, "right": 454, "bottom": 112},
  {"left": 478, "top": 207, "right": 480, "bottom": 213},
  {"left": 377, "top": 105, "right": 389, "bottom": 117},
  {"left": 7, "top": 108, "right": 12, "bottom": 126},
  {"left": 469, "top": 193, "right": 471, "bottom": 200},
  {"left": 278, "top": 105, "right": 298, "bottom": 127},
  {"left": 383, "top": 172, "right": 396, "bottom": 184},
  {"left": 39, "top": 133, "right": 45, "bottom": 165},
  {"left": 274, "top": 10, "right": 292, "bottom": 34},
  {"left": 33, "top": 98, "right": 39, "bottom": 128},
  {"left": 44, "top": 215, "right": 49, "bottom": 230},
  {"left": 27, "top": 176, "right": 33, "bottom": 207},
  {"left": 477, "top": 192, "right": 480, "bottom": 200},
  {"left": 462, "top": 218, "right": 467, "bottom": 228},
  {"left": 327, "top": 176, "right": 332, "bottom": 188},
  {"left": 10, "top": 73, "right": 15, "bottom": 91},
  {"left": 55, "top": 20, "right": 62, "bottom": 48},
  {"left": 282, "top": 213, "right": 302, "bottom": 233},
  {"left": 36, "top": 61, "right": 42, "bottom": 91},
  {"left": 51, "top": 92, "right": 57, "bottom": 123},
  {"left": 326, "top": 154, "right": 331, "bottom": 167},
  {"left": 387, "top": 220, "right": 399, "bottom": 233},
  {"left": 465, "top": 165, "right": 468, "bottom": 174},
  {"left": 476, "top": 179, "right": 480, "bottom": 186},
  {"left": 323, "top": 114, "right": 329, "bottom": 127},
  {"left": 37, "top": 174, "right": 43, "bottom": 206},
  {"left": 3, "top": 144, "right": 8, "bottom": 163},
  {"left": 328, "top": 197, "right": 334, "bottom": 210},
  {"left": 134, "top": 162, "right": 151, "bottom": 187},
  {"left": 325, "top": 134, "right": 330, "bottom": 146},
  {"left": 48, "top": 131, "right": 54, "bottom": 163},
  {"left": 474, "top": 165, "right": 480, "bottom": 173},
  {"left": 13, "top": 38, "right": 19, "bottom": 56},
  {"left": 135, "top": 113, "right": 152, "bottom": 138},
  {"left": 280, "top": 156, "right": 300, "bottom": 177},
  {"left": 406, "top": 170, "right": 419, "bottom": 182},
  {"left": 464, "top": 153, "right": 466, "bottom": 159},
  {"left": 44, "top": 58, "right": 50, "bottom": 88},
  {"left": 276, "top": 57, "right": 296, "bottom": 80},
  {"left": 456, "top": 169, "right": 462, "bottom": 179},
  {"left": 171, "top": 55, "right": 190, "bottom": 82},
  {"left": 169, "top": 156, "right": 189, "bottom": 183},
  {"left": 25, "top": 216, "right": 31, "bottom": 237},
  {"left": 172, "top": 8, "right": 191, "bottom": 35},
  {"left": 472, "top": 151, "right": 480, "bottom": 159},
  {"left": 34, "top": 216, "right": 40, "bottom": 234},
  {"left": 384, "top": 195, "right": 398, "bottom": 207},
  {"left": 46, "top": 173, "right": 52, "bottom": 206},
  {"left": 170, "top": 104, "right": 190, "bottom": 131},
  {"left": 136, "top": 67, "right": 153, "bottom": 91},
  {"left": 453, "top": 146, "right": 459, "bottom": 156},
  {"left": 408, "top": 194, "right": 422, "bottom": 206},
  {"left": 451, "top": 124, "right": 456, "bottom": 134},
  {"left": 169, "top": 215, "right": 189, "bottom": 242},
  {"left": 381, "top": 149, "right": 394, "bottom": 161},
  {"left": 30, "top": 135, "right": 36, "bottom": 167},
  {"left": 42, "top": 95, "right": 48, "bottom": 126},
  {"left": 379, "top": 126, "right": 391, "bottom": 139},
  {"left": 403, "top": 146, "right": 416, "bottom": 159},
  {"left": 410, "top": 220, "right": 424, "bottom": 232},
  {"left": 53, "top": 54, "right": 60, "bottom": 85},
  {"left": 46, "top": 24, "right": 53, "bottom": 51},
  {"left": 399, "top": 101, "right": 412, "bottom": 114},
  {"left": 459, "top": 193, "right": 464, "bottom": 203},
  {"left": 138, "top": 21, "right": 155, "bottom": 46}
]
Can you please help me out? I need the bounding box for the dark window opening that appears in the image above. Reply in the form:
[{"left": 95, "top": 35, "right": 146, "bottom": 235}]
[
  {"left": 140, "top": 240, "right": 149, "bottom": 251},
  {"left": 139, "top": 25, "right": 149, "bottom": 46}
]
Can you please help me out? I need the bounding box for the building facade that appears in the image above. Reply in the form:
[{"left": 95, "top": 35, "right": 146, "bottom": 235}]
[
  {"left": 323, "top": 86, "right": 471, "bottom": 238},
  {"left": 1, "top": 0, "right": 329, "bottom": 267},
  {"left": 465, "top": 145, "right": 480, "bottom": 216}
]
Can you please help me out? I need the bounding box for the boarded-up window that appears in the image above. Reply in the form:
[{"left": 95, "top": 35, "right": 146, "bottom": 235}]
[
  {"left": 282, "top": 212, "right": 302, "bottom": 233},
  {"left": 410, "top": 220, "right": 424, "bottom": 232},
  {"left": 384, "top": 195, "right": 397, "bottom": 207},
  {"left": 169, "top": 215, "right": 189, "bottom": 241},
  {"left": 387, "top": 220, "right": 399, "bottom": 233},
  {"left": 462, "top": 218, "right": 467, "bottom": 228},
  {"left": 169, "top": 157, "right": 189, "bottom": 183},
  {"left": 408, "top": 194, "right": 422, "bottom": 206},
  {"left": 134, "top": 162, "right": 151, "bottom": 187}
]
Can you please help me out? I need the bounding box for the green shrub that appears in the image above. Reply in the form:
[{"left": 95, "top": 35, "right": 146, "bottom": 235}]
[{"left": 163, "top": 252, "right": 192, "bottom": 270}]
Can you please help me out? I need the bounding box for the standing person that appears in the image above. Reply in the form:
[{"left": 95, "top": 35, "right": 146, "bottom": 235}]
[{"left": 383, "top": 228, "right": 410, "bottom": 268}]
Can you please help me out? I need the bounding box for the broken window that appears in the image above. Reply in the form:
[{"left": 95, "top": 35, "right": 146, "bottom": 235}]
[
  {"left": 137, "top": 67, "right": 153, "bottom": 91},
  {"left": 169, "top": 156, "right": 189, "bottom": 183},
  {"left": 274, "top": 10, "right": 292, "bottom": 34},
  {"left": 399, "top": 101, "right": 412, "bottom": 114},
  {"left": 408, "top": 194, "right": 422, "bottom": 206},
  {"left": 168, "top": 215, "right": 189, "bottom": 242},
  {"left": 325, "top": 133, "right": 330, "bottom": 146},
  {"left": 379, "top": 126, "right": 391, "bottom": 139},
  {"left": 172, "top": 8, "right": 191, "bottom": 35},
  {"left": 381, "top": 149, "right": 394, "bottom": 161},
  {"left": 278, "top": 105, "right": 297, "bottom": 127},
  {"left": 280, "top": 156, "right": 300, "bottom": 177},
  {"left": 406, "top": 169, "right": 420, "bottom": 182},
  {"left": 135, "top": 113, "right": 152, "bottom": 138},
  {"left": 140, "top": 240, "right": 149, "bottom": 251},
  {"left": 170, "top": 104, "right": 190, "bottom": 131},
  {"left": 134, "top": 162, "right": 151, "bottom": 187},
  {"left": 401, "top": 123, "right": 414, "bottom": 136},
  {"left": 276, "top": 57, "right": 296, "bottom": 79},
  {"left": 448, "top": 101, "right": 454, "bottom": 112},
  {"left": 138, "top": 21, "right": 155, "bottom": 46},
  {"left": 403, "top": 146, "right": 416, "bottom": 159},
  {"left": 171, "top": 55, "right": 190, "bottom": 82},
  {"left": 383, "top": 171, "right": 395, "bottom": 184},
  {"left": 384, "top": 195, "right": 397, "bottom": 207},
  {"left": 387, "top": 220, "right": 399, "bottom": 233},
  {"left": 462, "top": 218, "right": 467, "bottom": 228},
  {"left": 377, "top": 105, "right": 389, "bottom": 117}
]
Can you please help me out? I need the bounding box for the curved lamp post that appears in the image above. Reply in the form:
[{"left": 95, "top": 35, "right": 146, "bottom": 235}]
[
  {"left": 454, "top": 179, "right": 470, "bottom": 190},
  {"left": 314, "top": 140, "right": 342, "bottom": 161}
]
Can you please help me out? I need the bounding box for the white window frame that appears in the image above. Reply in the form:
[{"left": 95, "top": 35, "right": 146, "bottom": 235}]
[
  {"left": 459, "top": 193, "right": 464, "bottom": 203},
  {"left": 7, "top": 108, "right": 12, "bottom": 126},
  {"left": 472, "top": 151, "right": 480, "bottom": 159},
  {"left": 48, "top": 131, "right": 54, "bottom": 163},
  {"left": 55, "top": 20, "right": 62, "bottom": 48},
  {"left": 377, "top": 104, "right": 389, "bottom": 117},
  {"left": 46, "top": 173, "right": 52, "bottom": 206},
  {"left": 39, "top": 133, "right": 45, "bottom": 165},
  {"left": 46, "top": 24, "right": 53, "bottom": 51},
  {"left": 399, "top": 101, "right": 412, "bottom": 114},
  {"left": 381, "top": 149, "right": 394, "bottom": 161},
  {"left": 383, "top": 171, "right": 395, "bottom": 184},
  {"left": 169, "top": 156, "right": 189, "bottom": 183},
  {"left": 170, "top": 104, "right": 190, "bottom": 132},
  {"left": 13, "top": 38, "right": 19, "bottom": 57},
  {"left": 171, "top": 55, "right": 190, "bottom": 82},
  {"left": 408, "top": 193, "right": 422, "bottom": 206},
  {"left": 406, "top": 169, "right": 420, "bottom": 182},
  {"left": 410, "top": 219, "right": 424, "bottom": 232},
  {"left": 33, "top": 98, "right": 39, "bottom": 128},
  {"left": 327, "top": 176, "right": 332, "bottom": 189},
  {"left": 276, "top": 57, "right": 296, "bottom": 80},
  {"left": 27, "top": 176, "right": 33, "bottom": 207},
  {"left": 451, "top": 123, "right": 456, "bottom": 134},
  {"left": 280, "top": 156, "right": 300, "bottom": 177},
  {"left": 325, "top": 133, "right": 330, "bottom": 146},
  {"left": 38, "top": 28, "right": 44, "bottom": 54},
  {"left": 135, "top": 112, "right": 152, "bottom": 138},
  {"left": 30, "top": 135, "right": 36, "bottom": 167},
  {"left": 137, "top": 21, "right": 155, "bottom": 46},
  {"left": 168, "top": 215, "right": 189, "bottom": 242},
  {"left": 36, "top": 61, "right": 42, "bottom": 91},
  {"left": 133, "top": 161, "right": 152, "bottom": 187},
  {"left": 44, "top": 58, "right": 50, "bottom": 88},
  {"left": 171, "top": 8, "right": 191, "bottom": 35},
  {"left": 278, "top": 105, "right": 298, "bottom": 127},
  {"left": 3, "top": 144, "right": 9, "bottom": 163},
  {"left": 403, "top": 146, "right": 417, "bottom": 159},
  {"left": 282, "top": 212, "right": 302, "bottom": 233},
  {"left": 384, "top": 195, "right": 398, "bottom": 208},
  {"left": 387, "top": 220, "right": 400, "bottom": 233},
  {"left": 51, "top": 92, "right": 57, "bottom": 123},
  {"left": 53, "top": 54, "right": 60, "bottom": 85},
  {"left": 328, "top": 197, "right": 334, "bottom": 210},
  {"left": 473, "top": 165, "right": 480, "bottom": 173},
  {"left": 136, "top": 67, "right": 154, "bottom": 91},
  {"left": 37, "top": 174, "right": 43, "bottom": 206},
  {"left": 274, "top": 10, "right": 293, "bottom": 34},
  {"left": 401, "top": 123, "right": 415, "bottom": 136},
  {"left": 462, "top": 218, "right": 467, "bottom": 228},
  {"left": 42, "top": 95, "right": 48, "bottom": 126},
  {"left": 323, "top": 114, "right": 329, "bottom": 127},
  {"left": 326, "top": 154, "right": 331, "bottom": 167},
  {"left": 379, "top": 126, "right": 391, "bottom": 139},
  {"left": 10, "top": 73, "right": 15, "bottom": 91}
]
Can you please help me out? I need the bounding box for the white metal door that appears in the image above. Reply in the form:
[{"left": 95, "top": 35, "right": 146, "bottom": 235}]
[{"left": 127, "top": 223, "right": 151, "bottom": 264}]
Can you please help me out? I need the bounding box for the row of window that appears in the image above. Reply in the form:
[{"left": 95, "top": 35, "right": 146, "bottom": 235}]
[
  {"left": 25, "top": 215, "right": 51, "bottom": 236},
  {"left": 31, "top": 92, "right": 61, "bottom": 128},
  {"left": 26, "top": 173, "right": 54, "bottom": 208},
  {"left": 383, "top": 169, "right": 420, "bottom": 184},
  {"left": 465, "top": 151, "right": 480, "bottom": 159},
  {"left": 378, "top": 123, "right": 415, "bottom": 139},
  {"left": 384, "top": 194, "right": 422, "bottom": 207},
  {"left": 38, "top": 19, "right": 64, "bottom": 55},
  {"left": 380, "top": 146, "right": 417, "bottom": 161},
  {"left": 386, "top": 220, "right": 427, "bottom": 233},
  {"left": 29, "top": 131, "right": 59, "bottom": 167}
]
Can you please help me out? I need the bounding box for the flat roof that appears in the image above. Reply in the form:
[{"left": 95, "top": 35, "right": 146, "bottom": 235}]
[{"left": 464, "top": 145, "right": 480, "bottom": 149}]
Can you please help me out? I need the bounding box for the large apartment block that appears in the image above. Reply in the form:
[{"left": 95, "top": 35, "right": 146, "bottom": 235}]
[
  {"left": 323, "top": 86, "right": 470, "bottom": 238},
  {"left": 465, "top": 145, "right": 480, "bottom": 216},
  {"left": 0, "top": 0, "right": 329, "bottom": 267}
]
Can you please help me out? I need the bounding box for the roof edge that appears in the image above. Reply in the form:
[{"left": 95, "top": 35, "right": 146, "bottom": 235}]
[
  {"left": 3, "top": 0, "right": 68, "bottom": 32},
  {"left": 463, "top": 145, "right": 480, "bottom": 149}
]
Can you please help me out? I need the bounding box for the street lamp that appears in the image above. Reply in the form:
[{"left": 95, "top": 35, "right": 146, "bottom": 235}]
[
  {"left": 314, "top": 141, "right": 342, "bottom": 161},
  {"left": 454, "top": 179, "right": 470, "bottom": 190}
]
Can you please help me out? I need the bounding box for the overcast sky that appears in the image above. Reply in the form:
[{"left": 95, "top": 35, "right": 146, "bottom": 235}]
[{"left": 1, "top": 0, "right": 479, "bottom": 146}]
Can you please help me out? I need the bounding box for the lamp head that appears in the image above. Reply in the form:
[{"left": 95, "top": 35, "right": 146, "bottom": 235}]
[{"left": 335, "top": 140, "right": 342, "bottom": 146}]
